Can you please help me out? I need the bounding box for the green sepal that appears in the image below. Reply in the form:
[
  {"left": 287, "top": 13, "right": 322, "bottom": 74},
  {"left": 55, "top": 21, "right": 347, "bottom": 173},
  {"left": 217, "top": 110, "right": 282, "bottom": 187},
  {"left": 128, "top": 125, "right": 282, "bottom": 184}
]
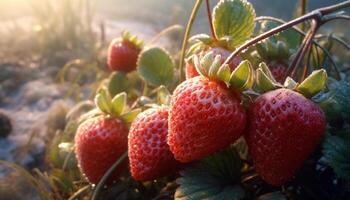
[
  {"left": 229, "top": 60, "right": 254, "bottom": 91},
  {"left": 95, "top": 88, "right": 112, "bottom": 114},
  {"left": 189, "top": 34, "right": 214, "bottom": 45},
  {"left": 120, "top": 108, "right": 142, "bottom": 124},
  {"left": 157, "top": 85, "right": 171, "bottom": 106},
  {"left": 256, "top": 68, "right": 279, "bottom": 92},
  {"left": 110, "top": 92, "right": 127, "bottom": 117},
  {"left": 259, "top": 62, "right": 276, "bottom": 82},
  {"left": 296, "top": 69, "right": 327, "bottom": 98},
  {"left": 217, "top": 64, "right": 232, "bottom": 84},
  {"left": 208, "top": 54, "right": 223, "bottom": 77},
  {"left": 121, "top": 30, "right": 144, "bottom": 49},
  {"left": 283, "top": 77, "right": 298, "bottom": 90}
]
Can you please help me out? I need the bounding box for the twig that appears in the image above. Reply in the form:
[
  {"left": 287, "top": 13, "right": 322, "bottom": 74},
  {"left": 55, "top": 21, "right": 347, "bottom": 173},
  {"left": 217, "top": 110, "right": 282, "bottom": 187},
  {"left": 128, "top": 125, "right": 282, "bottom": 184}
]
[
  {"left": 223, "top": 0, "right": 350, "bottom": 66},
  {"left": 205, "top": 0, "right": 217, "bottom": 41},
  {"left": 91, "top": 152, "right": 128, "bottom": 200},
  {"left": 179, "top": 0, "right": 204, "bottom": 82},
  {"left": 68, "top": 185, "right": 91, "bottom": 200}
]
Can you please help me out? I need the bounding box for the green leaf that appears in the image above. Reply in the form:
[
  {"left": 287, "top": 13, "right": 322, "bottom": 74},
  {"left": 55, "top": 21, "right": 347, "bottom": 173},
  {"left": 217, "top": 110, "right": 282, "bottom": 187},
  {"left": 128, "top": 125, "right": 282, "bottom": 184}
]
[
  {"left": 314, "top": 80, "right": 350, "bottom": 125},
  {"left": 137, "top": 47, "right": 174, "bottom": 86},
  {"left": 189, "top": 34, "right": 214, "bottom": 45},
  {"left": 258, "top": 192, "right": 287, "bottom": 200},
  {"left": 111, "top": 92, "right": 127, "bottom": 116},
  {"left": 259, "top": 62, "right": 276, "bottom": 82},
  {"left": 94, "top": 88, "right": 112, "bottom": 114},
  {"left": 175, "top": 147, "right": 244, "bottom": 200},
  {"left": 213, "top": 0, "right": 256, "bottom": 48},
  {"left": 322, "top": 132, "right": 350, "bottom": 180},
  {"left": 108, "top": 72, "right": 130, "bottom": 97},
  {"left": 229, "top": 60, "right": 254, "bottom": 91},
  {"left": 296, "top": 69, "right": 327, "bottom": 98},
  {"left": 120, "top": 109, "right": 141, "bottom": 124},
  {"left": 217, "top": 64, "right": 232, "bottom": 83}
]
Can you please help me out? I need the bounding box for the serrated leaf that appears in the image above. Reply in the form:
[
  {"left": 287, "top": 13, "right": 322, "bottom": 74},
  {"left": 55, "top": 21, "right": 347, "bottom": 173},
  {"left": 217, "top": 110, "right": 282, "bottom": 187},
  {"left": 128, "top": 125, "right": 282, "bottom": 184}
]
[
  {"left": 137, "top": 47, "right": 174, "bottom": 86},
  {"left": 296, "top": 69, "right": 327, "bottom": 98},
  {"left": 314, "top": 80, "right": 350, "bottom": 125},
  {"left": 108, "top": 72, "right": 130, "bottom": 97},
  {"left": 175, "top": 147, "right": 244, "bottom": 200},
  {"left": 229, "top": 60, "right": 254, "bottom": 91},
  {"left": 213, "top": 0, "right": 256, "bottom": 48},
  {"left": 258, "top": 192, "right": 287, "bottom": 200},
  {"left": 322, "top": 132, "right": 350, "bottom": 180},
  {"left": 120, "top": 109, "right": 141, "bottom": 123},
  {"left": 111, "top": 92, "right": 127, "bottom": 116}
]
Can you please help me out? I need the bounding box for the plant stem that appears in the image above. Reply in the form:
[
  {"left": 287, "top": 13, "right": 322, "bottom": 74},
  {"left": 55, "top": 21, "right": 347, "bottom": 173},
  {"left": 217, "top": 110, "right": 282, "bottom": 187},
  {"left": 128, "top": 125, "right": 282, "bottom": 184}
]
[
  {"left": 148, "top": 24, "right": 183, "bottom": 45},
  {"left": 300, "top": 0, "right": 307, "bottom": 31},
  {"left": 68, "top": 185, "right": 91, "bottom": 200},
  {"left": 223, "top": 0, "right": 350, "bottom": 66},
  {"left": 179, "top": 0, "right": 203, "bottom": 82},
  {"left": 205, "top": 0, "right": 217, "bottom": 41},
  {"left": 91, "top": 152, "right": 128, "bottom": 200},
  {"left": 289, "top": 20, "right": 319, "bottom": 79}
]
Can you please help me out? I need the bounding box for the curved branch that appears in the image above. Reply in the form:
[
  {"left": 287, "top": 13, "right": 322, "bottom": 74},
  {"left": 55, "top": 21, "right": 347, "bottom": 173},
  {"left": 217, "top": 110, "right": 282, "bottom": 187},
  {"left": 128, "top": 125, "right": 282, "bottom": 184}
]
[{"left": 179, "top": 0, "right": 203, "bottom": 82}]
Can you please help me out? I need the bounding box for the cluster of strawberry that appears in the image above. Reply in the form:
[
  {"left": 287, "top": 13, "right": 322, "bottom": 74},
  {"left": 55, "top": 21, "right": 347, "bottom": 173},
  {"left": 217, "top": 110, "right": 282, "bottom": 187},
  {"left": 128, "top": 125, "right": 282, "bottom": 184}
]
[{"left": 74, "top": 28, "right": 327, "bottom": 190}]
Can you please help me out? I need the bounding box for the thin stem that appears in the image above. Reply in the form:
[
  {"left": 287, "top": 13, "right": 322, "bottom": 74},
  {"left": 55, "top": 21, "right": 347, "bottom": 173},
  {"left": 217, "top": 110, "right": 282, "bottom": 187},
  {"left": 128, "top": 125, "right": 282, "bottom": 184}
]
[
  {"left": 179, "top": 0, "right": 204, "bottom": 82},
  {"left": 91, "top": 152, "right": 128, "bottom": 200},
  {"left": 290, "top": 20, "right": 319, "bottom": 79},
  {"left": 224, "top": 0, "right": 350, "bottom": 66},
  {"left": 148, "top": 24, "right": 183, "bottom": 45},
  {"left": 300, "top": 0, "right": 307, "bottom": 31},
  {"left": 315, "top": 34, "right": 350, "bottom": 50},
  {"left": 205, "top": 0, "right": 217, "bottom": 41},
  {"left": 319, "top": 0, "right": 350, "bottom": 15},
  {"left": 68, "top": 185, "right": 91, "bottom": 200},
  {"left": 255, "top": 16, "right": 341, "bottom": 80}
]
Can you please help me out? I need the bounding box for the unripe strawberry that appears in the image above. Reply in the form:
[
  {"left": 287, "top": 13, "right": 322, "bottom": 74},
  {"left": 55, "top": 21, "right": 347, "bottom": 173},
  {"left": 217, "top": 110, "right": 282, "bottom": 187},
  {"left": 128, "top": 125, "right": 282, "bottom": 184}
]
[
  {"left": 246, "top": 88, "right": 326, "bottom": 186},
  {"left": 128, "top": 107, "right": 181, "bottom": 181}
]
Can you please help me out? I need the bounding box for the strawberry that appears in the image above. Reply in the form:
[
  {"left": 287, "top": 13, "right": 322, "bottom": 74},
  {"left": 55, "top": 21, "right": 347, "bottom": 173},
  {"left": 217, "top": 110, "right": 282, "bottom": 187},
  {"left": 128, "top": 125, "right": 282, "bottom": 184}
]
[
  {"left": 168, "top": 76, "right": 247, "bottom": 162},
  {"left": 107, "top": 31, "right": 143, "bottom": 73},
  {"left": 74, "top": 91, "right": 140, "bottom": 184},
  {"left": 128, "top": 107, "right": 181, "bottom": 181},
  {"left": 185, "top": 47, "right": 241, "bottom": 79},
  {"left": 269, "top": 61, "right": 288, "bottom": 83},
  {"left": 246, "top": 88, "right": 326, "bottom": 186},
  {"left": 75, "top": 116, "right": 128, "bottom": 184}
]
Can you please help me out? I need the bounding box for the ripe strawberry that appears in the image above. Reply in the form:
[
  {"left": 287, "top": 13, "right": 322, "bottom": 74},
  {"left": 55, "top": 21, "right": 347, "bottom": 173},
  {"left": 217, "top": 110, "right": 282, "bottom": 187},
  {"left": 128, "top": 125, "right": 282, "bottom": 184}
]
[
  {"left": 269, "top": 61, "right": 288, "bottom": 83},
  {"left": 185, "top": 47, "right": 241, "bottom": 79},
  {"left": 75, "top": 116, "right": 128, "bottom": 184},
  {"left": 128, "top": 107, "right": 181, "bottom": 181},
  {"left": 246, "top": 88, "right": 326, "bottom": 186},
  {"left": 107, "top": 31, "right": 143, "bottom": 73},
  {"left": 168, "top": 76, "right": 246, "bottom": 162}
]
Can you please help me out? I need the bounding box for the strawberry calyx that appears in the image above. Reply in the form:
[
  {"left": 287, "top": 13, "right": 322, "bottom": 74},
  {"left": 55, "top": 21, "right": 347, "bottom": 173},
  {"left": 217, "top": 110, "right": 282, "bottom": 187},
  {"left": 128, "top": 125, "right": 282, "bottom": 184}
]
[
  {"left": 256, "top": 62, "right": 328, "bottom": 98},
  {"left": 256, "top": 38, "right": 293, "bottom": 62},
  {"left": 95, "top": 88, "right": 141, "bottom": 124},
  {"left": 193, "top": 51, "right": 254, "bottom": 92},
  {"left": 121, "top": 30, "right": 144, "bottom": 50}
]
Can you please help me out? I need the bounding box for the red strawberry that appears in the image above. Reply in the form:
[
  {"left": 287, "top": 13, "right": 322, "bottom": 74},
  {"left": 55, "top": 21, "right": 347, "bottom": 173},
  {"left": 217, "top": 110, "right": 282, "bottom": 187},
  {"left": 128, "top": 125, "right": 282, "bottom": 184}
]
[
  {"left": 75, "top": 116, "right": 128, "bottom": 184},
  {"left": 269, "top": 61, "right": 288, "bottom": 83},
  {"left": 168, "top": 76, "right": 246, "bottom": 162},
  {"left": 128, "top": 107, "right": 181, "bottom": 181},
  {"left": 185, "top": 47, "right": 241, "bottom": 79},
  {"left": 246, "top": 88, "right": 326, "bottom": 186},
  {"left": 107, "top": 31, "right": 143, "bottom": 73}
]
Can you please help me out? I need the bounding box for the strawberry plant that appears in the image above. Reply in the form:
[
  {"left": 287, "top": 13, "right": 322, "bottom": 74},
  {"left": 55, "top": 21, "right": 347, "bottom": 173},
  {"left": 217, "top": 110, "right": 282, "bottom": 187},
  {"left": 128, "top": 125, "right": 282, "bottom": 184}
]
[{"left": 34, "top": 0, "right": 350, "bottom": 199}]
